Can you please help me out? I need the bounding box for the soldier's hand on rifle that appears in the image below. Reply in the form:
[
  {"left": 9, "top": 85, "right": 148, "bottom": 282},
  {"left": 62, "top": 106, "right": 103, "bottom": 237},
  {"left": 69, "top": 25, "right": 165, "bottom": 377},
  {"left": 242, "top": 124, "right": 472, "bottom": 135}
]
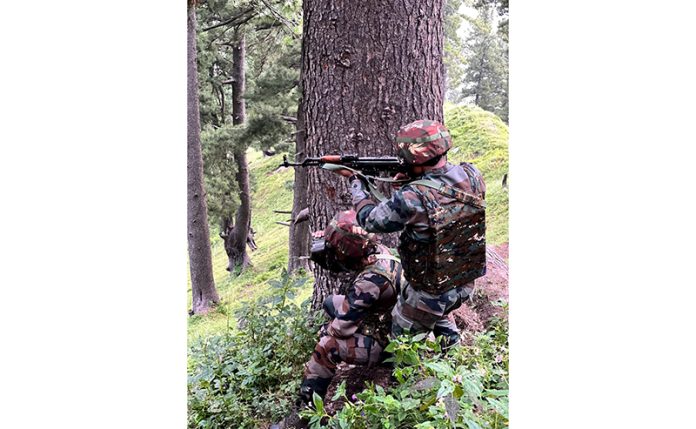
[
  {"left": 391, "top": 172, "right": 410, "bottom": 189},
  {"left": 331, "top": 168, "right": 354, "bottom": 178}
]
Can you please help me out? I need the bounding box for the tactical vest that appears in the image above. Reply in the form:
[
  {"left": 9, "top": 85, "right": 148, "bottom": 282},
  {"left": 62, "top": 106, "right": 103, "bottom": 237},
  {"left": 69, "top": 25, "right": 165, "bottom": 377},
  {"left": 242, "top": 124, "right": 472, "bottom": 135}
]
[
  {"left": 358, "top": 251, "right": 403, "bottom": 345},
  {"left": 398, "top": 162, "right": 487, "bottom": 295}
]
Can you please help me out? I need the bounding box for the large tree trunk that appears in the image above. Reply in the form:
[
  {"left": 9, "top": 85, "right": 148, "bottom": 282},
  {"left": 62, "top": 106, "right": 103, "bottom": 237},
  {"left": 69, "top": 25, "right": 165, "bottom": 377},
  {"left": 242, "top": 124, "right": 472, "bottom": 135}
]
[
  {"left": 225, "top": 32, "right": 253, "bottom": 273},
  {"left": 188, "top": 1, "right": 220, "bottom": 314},
  {"left": 288, "top": 97, "right": 310, "bottom": 274},
  {"left": 300, "top": 0, "right": 445, "bottom": 309}
]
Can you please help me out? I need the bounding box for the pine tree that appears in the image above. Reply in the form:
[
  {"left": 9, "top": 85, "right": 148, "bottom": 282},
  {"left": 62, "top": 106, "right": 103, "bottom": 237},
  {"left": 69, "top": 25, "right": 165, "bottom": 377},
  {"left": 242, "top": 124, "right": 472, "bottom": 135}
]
[
  {"left": 444, "top": 0, "right": 467, "bottom": 101},
  {"left": 196, "top": 0, "right": 301, "bottom": 273},
  {"left": 188, "top": 0, "right": 220, "bottom": 314},
  {"left": 458, "top": 1, "right": 508, "bottom": 122}
]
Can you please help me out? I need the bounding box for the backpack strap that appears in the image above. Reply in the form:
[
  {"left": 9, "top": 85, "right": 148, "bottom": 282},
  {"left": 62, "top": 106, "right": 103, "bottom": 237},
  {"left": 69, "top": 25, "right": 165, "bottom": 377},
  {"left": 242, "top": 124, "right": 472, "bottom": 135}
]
[
  {"left": 364, "top": 251, "right": 403, "bottom": 293},
  {"left": 409, "top": 179, "right": 486, "bottom": 209}
]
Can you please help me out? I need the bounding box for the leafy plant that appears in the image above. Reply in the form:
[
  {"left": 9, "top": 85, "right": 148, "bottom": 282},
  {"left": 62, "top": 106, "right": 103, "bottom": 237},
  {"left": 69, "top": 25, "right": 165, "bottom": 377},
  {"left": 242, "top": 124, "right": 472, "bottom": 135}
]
[
  {"left": 188, "top": 269, "right": 322, "bottom": 428},
  {"left": 302, "top": 308, "right": 509, "bottom": 429}
]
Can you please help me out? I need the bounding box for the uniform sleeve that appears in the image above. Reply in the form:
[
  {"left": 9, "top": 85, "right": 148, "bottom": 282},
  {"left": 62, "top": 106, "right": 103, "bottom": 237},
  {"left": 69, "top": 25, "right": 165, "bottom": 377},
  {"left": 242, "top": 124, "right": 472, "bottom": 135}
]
[
  {"left": 349, "top": 177, "right": 422, "bottom": 233},
  {"left": 323, "top": 272, "right": 388, "bottom": 338}
]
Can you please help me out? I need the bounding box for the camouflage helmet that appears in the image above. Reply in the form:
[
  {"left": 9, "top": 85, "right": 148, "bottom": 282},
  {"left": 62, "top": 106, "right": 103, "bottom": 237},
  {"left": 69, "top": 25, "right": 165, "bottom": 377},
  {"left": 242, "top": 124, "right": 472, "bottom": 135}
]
[
  {"left": 323, "top": 210, "right": 375, "bottom": 271},
  {"left": 395, "top": 119, "right": 452, "bottom": 165}
]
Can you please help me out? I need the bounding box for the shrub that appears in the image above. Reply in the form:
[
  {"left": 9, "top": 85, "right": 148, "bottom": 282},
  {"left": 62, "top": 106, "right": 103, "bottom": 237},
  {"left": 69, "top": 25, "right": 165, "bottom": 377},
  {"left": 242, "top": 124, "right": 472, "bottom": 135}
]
[
  {"left": 188, "top": 269, "right": 322, "bottom": 428},
  {"left": 303, "top": 304, "right": 509, "bottom": 429}
]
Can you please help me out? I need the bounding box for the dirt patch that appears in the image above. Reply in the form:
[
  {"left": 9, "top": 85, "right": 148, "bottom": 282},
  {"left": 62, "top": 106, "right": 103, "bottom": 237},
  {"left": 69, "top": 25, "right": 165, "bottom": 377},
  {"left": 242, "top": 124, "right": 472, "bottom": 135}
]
[
  {"left": 324, "top": 363, "right": 395, "bottom": 415},
  {"left": 450, "top": 244, "right": 509, "bottom": 338},
  {"left": 494, "top": 242, "right": 509, "bottom": 262}
]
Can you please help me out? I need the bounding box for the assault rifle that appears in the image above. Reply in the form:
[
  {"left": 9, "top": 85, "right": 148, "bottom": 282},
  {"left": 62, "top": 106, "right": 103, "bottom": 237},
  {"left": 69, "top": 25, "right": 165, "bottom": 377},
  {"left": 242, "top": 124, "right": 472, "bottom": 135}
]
[{"left": 280, "top": 154, "right": 408, "bottom": 177}]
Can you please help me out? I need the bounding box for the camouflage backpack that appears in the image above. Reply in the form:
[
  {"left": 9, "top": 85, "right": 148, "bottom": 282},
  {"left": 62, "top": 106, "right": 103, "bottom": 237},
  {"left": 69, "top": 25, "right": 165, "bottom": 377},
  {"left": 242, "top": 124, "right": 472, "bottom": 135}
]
[{"left": 398, "top": 162, "right": 487, "bottom": 295}]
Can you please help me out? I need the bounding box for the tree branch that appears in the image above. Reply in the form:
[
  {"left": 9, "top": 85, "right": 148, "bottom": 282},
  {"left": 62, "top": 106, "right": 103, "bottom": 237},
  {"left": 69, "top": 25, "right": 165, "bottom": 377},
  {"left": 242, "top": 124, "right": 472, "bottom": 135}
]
[
  {"left": 202, "top": 7, "right": 256, "bottom": 32},
  {"left": 257, "top": 0, "right": 298, "bottom": 38},
  {"left": 255, "top": 21, "right": 283, "bottom": 31}
]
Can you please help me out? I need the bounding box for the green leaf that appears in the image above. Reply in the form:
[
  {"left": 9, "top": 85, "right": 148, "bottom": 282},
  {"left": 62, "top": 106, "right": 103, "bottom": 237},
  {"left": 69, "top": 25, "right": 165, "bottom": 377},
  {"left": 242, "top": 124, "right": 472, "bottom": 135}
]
[
  {"left": 384, "top": 342, "right": 396, "bottom": 353},
  {"left": 268, "top": 280, "right": 283, "bottom": 289},
  {"left": 465, "top": 420, "right": 483, "bottom": 429},
  {"left": 485, "top": 389, "right": 509, "bottom": 397},
  {"left": 332, "top": 381, "right": 347, "bottom": 401},
  {"left": 312, "top": 392, "right": 324, "bottom": 414},
  {"left": 437, "top": 379, "right": 455, "bottom": 399},
  {"left": 411, "top": 332, "right": 429, "bottom": 342},
  {"left": 401, "top": 398, "right": 420, "bottom": 410},
  {"left": 425, "top": 361, "right": 454, "bottom": 378},
  {"left": 404, "top": 350, "right": 420, "bottom": 366}
]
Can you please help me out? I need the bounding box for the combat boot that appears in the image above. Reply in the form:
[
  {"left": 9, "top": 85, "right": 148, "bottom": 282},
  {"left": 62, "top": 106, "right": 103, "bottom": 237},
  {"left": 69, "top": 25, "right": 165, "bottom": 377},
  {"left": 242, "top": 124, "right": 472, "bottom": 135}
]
[{"left": 274, "top": 379, "right": 328, "bottom": 429}]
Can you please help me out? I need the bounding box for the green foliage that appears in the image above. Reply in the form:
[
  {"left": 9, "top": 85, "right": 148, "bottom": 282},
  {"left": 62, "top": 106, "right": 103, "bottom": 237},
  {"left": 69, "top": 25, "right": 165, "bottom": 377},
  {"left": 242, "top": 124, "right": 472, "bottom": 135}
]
[
  {"left": 472, "top": 0, "right": 509, "bottom": 42},
  {"left": 302, "top": 309, "right": 509, "bottom": 429},
  {"left": 455, "top": 1, "right": 508, "bottom": 122},
  {"left": 446, "top": 104, "right": 508, "bottom": 244},
  {"left": 444, "top": 0, "right": 467, "bottom": 100},
  {"left": 188, "top": 269, "right": 322, "bottom": 428},
  {"left": 196, "top": 0, "right": 301, "bottom": 228},
  {"left": 188, "top": 152, "right": 305, "bottom": 340}
]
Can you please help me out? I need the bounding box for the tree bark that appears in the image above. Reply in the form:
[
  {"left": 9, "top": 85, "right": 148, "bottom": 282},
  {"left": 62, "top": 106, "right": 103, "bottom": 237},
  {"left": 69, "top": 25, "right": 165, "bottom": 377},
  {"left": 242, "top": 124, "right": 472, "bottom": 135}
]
[
  {"left": 224, "top": 32, "right": 253, "bottom": 273},
  {"left": 288, "top": 97, "right": 310, "bottom": 274},
  {"left": 300, "top": 0, "right": 445, "bottom": 309},
  {"left": 188, "top": 2, "right": 220, "bottom": 314}
]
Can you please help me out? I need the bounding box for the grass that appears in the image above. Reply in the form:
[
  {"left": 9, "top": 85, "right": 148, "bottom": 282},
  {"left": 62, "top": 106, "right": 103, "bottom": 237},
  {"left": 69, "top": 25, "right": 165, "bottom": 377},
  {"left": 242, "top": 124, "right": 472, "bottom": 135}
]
[
  {"left": 446, "top": 104, "right": 509, "bottom": 245},
  {"left": 188, "top": 151, "right": 312, "bottom": 341},
  {"left": 188, "top": 105, "right": 509, "bottom": 339}
]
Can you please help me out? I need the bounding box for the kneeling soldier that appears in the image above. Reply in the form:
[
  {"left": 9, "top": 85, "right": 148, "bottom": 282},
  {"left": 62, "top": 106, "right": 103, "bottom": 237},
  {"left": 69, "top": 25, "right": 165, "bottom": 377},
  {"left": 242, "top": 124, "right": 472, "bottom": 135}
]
[
  {"left": 298, "top": 210, "right": 404, "bottom": 404},
  {"left": 332, "top": 119, "right": 487, "bottom": 348}
]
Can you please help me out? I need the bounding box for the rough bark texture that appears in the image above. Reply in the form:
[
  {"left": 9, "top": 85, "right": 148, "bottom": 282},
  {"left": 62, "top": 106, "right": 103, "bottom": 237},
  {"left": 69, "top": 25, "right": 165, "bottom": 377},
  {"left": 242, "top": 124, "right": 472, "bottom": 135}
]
[
  {"left": 188, "top": 3, "right": 220, "bottom": 314},
  {"left": 288, "top": 97, "right": 310, "bottom": 274},
  {"left": 300, "top": 0, "right": 446, "bottom": 309},
  {"left": 225, "top": 33, "right": 253, "bottom": 272}
]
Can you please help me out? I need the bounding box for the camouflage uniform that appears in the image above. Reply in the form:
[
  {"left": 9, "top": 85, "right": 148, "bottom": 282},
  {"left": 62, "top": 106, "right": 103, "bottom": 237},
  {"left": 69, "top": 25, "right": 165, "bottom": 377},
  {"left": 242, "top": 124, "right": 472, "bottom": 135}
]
[
  {"left": 301, "top": 244, "right": 403, "bottom": 399},
  {"left": 350, "top": 160, "right": 486, "bottom": 346}
]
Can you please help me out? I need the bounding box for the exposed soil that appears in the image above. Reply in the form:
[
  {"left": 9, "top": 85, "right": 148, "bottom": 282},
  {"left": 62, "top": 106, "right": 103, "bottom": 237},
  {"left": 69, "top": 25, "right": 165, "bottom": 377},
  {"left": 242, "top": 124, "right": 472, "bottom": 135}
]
[
  {"left": 450, "top": 244, "right": 509, "bottom": 340},
  {"left": 322, "top": 243, "right": 509, "bottom": 414},
  {"left": 324, "top": 363, "right": 395, "bottom": 415}
]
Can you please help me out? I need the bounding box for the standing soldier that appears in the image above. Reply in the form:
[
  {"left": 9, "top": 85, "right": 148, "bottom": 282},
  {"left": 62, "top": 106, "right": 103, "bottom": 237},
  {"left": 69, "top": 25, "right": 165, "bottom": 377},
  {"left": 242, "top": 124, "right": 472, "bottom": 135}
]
[
  {"left": 331, "top": 119, "right": 487, "bottom": 348},
  {"left": 283, "top": 211, "right": 404, "bottom": 428}
]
